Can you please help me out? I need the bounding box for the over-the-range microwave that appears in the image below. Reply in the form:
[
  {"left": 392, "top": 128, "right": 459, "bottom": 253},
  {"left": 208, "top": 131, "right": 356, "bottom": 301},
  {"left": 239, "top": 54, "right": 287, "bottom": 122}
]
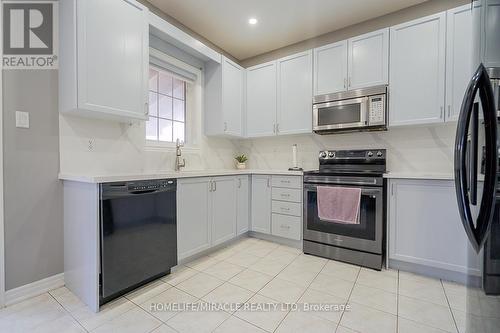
[{"left": 312, "top": 85, "right": 388, "bottom": 134}]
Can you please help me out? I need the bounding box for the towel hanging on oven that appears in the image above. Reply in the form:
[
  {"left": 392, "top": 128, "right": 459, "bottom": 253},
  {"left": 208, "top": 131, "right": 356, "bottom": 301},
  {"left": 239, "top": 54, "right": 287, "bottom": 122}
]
[{"left": 317, "top": 186, "right": 361, "bottom": 224}]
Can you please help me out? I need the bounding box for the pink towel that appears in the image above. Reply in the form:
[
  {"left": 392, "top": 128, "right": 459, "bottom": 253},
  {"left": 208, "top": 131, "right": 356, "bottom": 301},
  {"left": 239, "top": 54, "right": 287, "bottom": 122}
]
[{"left": 317, "top": 186, "right": 361, "bottom": 224}]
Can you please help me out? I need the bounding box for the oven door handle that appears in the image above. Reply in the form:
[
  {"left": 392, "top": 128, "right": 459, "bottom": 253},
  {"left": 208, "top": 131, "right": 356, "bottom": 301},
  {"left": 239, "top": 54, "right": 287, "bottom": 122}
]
[
  {"left": 304, "top": 178, "right": 380, "bottom": 186},
  {"left": 304, "top": 184, "right": 382, "bottom": 195}
]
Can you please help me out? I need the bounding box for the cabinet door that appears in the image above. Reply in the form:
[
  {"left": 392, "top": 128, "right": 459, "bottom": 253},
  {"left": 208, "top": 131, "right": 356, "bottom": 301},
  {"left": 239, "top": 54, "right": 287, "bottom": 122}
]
[
  {"left": 236, "top": 176, "right": 250, "bottom": 235},
  {"left": 348, "top": 28, "right": 389, "bottom": 90},
  {"left": 313, "top": 41, "right": 348, "bottom": 95},
  {"left": 251, "top": 175, "right": 272, "bottom": 234},
  {"left": 177, "top": 178, "right": 211, "bottom": 260},
  {"left": 222, "top": 57, "right": 243, "bottom": 136},
  {"left": 389, "top": 13, "right": 446, "bottom": 126},
  {"left": 246, "top": 61, "right": 277, "bottom": 137},
  {"left": 446, "top": 5, "right": 473, "bottom": 121},
  {"left": 483, "top": 0, "right": 500, "bottom": 68},
  {"left": 211, "top": 177, "right": 237, "bottom": 246},
  {"left": 277, "top": 51, "right": 313, "bottom": 135},
  {"left": 388, "top": 179, "right": 480, "bottom": 276},
  {"left": 77, "top": 0, "right": 148, "bottom": 120}
]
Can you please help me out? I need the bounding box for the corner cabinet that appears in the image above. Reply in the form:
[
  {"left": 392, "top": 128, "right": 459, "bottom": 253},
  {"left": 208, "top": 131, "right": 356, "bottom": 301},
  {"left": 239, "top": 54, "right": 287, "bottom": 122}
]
[
  {"left": 60, "top": 0, "right": 149, "bottom": 122},
  {"left": 246, "top": 61, "right": 278, "bottom": 137},
  {"left": 205, "top": 56, "right": 244, "bottom": 137},
  {"left": 389, "top": 12, "right": 447, "bottom": 126},
  {"left": 277, "top": 51, "right": 313, "bottom": 135},
  {"left": 388, "top": 179, "right": 481, "bottom": 277}
]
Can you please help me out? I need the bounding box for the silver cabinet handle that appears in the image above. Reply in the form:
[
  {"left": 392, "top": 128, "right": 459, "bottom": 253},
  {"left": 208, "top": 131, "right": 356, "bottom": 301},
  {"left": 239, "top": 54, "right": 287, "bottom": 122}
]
[
  {"left": 281, "top": 193, "right": 290, "bottom": 198},
  {"left": 348, "top": 77, "right": 352, "bottom": 87},
  {"left": 448, "top": 105, "right": 451, "bottom": 118},
  {"left": 209, "top": 181, "right": 213, "bottom": 192},
  {"left": 440, "top": 107, "right": 444, "bottom": 119},
  {"left": 273, "top": 124, "right": 276, "bottom": 134},
  {"left": 238, "top": 179, "right": 242, "bottom": 188},
  {"left": 344, "top": 78, "right": 347, "bottom": 89},
  {"left": 276, "top": 123, "right": 280, "bottom": 133},
  {"left": 281, "top": 207, "right": 290, "bottom": 212},
  {"left": 267, "top": 178, "right": 271, "bottom": 188},
  {"left": 280, "top": 224, "right": 291, "bottom": 229},
  {"left": 144, "top": 102, "right": 149, "bottom": 115},
  {"left": 213, "top": 180, "right": 217, "bottom": 192},
  {"left": 224, "top": 122, "right": 227, "bottom": 132}
]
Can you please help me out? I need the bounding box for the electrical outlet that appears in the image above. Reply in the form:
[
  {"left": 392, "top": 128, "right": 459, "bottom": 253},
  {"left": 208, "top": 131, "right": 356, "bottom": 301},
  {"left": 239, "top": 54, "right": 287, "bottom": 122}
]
[{"left": 15, "top": 111, "right": 29, "bottom": 128}]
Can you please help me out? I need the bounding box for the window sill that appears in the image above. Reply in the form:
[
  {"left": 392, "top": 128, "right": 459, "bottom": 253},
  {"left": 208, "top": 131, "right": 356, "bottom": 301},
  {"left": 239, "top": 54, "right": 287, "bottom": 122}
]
[{"left": 144, "top": 141, "right": 200, "bottom": 153}]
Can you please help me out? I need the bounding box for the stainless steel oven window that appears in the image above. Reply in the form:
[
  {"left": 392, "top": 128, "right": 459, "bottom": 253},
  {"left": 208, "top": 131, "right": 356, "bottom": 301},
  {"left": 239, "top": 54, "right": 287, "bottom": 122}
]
[{"left": 303, "top": 183, "right": 384, "bottom": 254}]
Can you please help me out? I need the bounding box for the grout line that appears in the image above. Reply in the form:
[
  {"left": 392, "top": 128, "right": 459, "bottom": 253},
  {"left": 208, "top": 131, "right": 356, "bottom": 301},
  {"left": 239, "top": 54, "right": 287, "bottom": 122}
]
[
  {"left": 47, "top": 291, "right": 90, "bottom": 333},
  {"left": 441, "top": 279, "right": 460, "bottom": 333},
  {"left": 335, "top": 266, "right": 361, "bottom": 332}
]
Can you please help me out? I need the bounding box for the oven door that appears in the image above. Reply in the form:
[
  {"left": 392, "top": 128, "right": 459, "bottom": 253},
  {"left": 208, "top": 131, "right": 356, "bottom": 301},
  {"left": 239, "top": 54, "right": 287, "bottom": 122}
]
[
  {"left": 313, "top": 97, "right": 368, "bottom": 131},
  {"left": 303, "top": 183, "right": 383, "bottom": 254}
]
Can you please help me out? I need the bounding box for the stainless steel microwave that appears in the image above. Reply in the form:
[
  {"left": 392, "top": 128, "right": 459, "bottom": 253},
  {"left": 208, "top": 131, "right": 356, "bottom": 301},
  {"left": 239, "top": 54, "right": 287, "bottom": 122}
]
[{"left": 313, "top": 85, "right": 388, "bottom": 134}]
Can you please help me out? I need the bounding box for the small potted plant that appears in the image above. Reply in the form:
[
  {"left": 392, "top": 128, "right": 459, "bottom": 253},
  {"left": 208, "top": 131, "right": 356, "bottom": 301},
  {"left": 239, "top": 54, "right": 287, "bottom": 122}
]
[{"left": 235, "top": 154, "right": 248, "bottom": 169}]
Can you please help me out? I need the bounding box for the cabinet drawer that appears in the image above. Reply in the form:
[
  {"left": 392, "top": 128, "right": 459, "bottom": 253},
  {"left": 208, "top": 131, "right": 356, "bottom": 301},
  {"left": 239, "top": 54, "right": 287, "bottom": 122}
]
[
  {"left": 272, "top": 176, "right": 302, "bottom": 189},
  {"left": 272, "top": 187, "right": 301, "bottom": 203},
  {"left": 272, "top": 214, "right": 301, "bottom": 240},
  {"left": 272, "top": 200, "right": 302, "bottom": 217}
]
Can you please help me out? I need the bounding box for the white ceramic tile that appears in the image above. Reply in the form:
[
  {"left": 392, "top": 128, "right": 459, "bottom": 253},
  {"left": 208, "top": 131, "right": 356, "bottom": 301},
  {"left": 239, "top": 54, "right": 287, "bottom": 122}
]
[
  {"left": 149, "top": 324, "right": 178, "bottom": 333},
  {"left": 71, "top": 297, "right": 136, "bottom": 332},
  {"left": 229, "top": 269, "right": 274, "bottom": 292},
  {"left": 276, "top": 245, "right": 302, "bottom": 255},
  {"left": 309, "top": 273, "right": 354, "bottom": 299},
  {"left": 176, "top": 272, "right": 224, "bottom": 298},
  {"left": 275, "top": 264, "right": 320, "bottom": 287},
  {"left": 478, "top": 294, "right": 500, "bottom": 319},
  {"left": 184, "top": 256, "right": 221, "bottom": 271},
  {"left": 298, "top": 288, "right": 347, "bottom": 324},
  {"left": 245, "top": 244, "right": 276, "bottom": 258},
  {"left": 399, "top": 276, "right": 448, "bottom": 306},
  {"left": 213, "top": 316, "right": 266, "bottom": 333},
  {"left": 235, "top": 294, "right": 290, "bottom": 332},
  {"left": 225, "top": 252, "right": 261, "bottom": 268},
  {"left": 250, "top": 257, "right": 290, "bottom": 276},
  {"left": 275, "top": 310, "right": 338, "bottom": 333},
  {"left": 258, "top": 278, "right": 307, "bottom": 303},
  {"left": 161, "top": 265, "right": 198, "bottom": 286},
  {"left": 336, "top": 325, "right": 358, "bottom": 333},
  {"left": 208, "top": 247, "right": 239, "bottom": 261},
  {"left": 356, "top": 268, "right": 398, "bottom": 293},
  {"left": 49, "top": 287, "right": 86, "bottom": 313},
  {"left": 31, "top": 314, "right": 86, "bottom": 333},
  {"left": 202, "top": 283, "right": 254, "bottom": 311},
  {"left": 140, "top": 287, "right": 198, "bottom": 322},
  {"left": 91, "top": 307, "right": 161, "bottom": 333},
  {"left": 451, "top": 309, "right": 484, "bottom": 333},
  {"left": 398, "top": 318, "right": 452, "bottom": 333},
  {"left": 444, "top": 285, "right": 481, "bottom": 315},
  {"left": 203, "top": 261, "right": 245, "bottom": 281},
  {"left": 350, "top": 284, "right": 397, "bottom": 315},
  {"left": 125, "top": 280, "right": 172, "bottom": 304},
  {"left": 398, "top": 295, "right": 456, "bottom": 332},
  {"left": 166, "top": 301, "right": 230, "bottom": 333},
  {"left": 320, "top": 260, "right": 360, "bottom": 282},
  {"left": 340, "top": 302, "right": 397, "bottom": 333}
]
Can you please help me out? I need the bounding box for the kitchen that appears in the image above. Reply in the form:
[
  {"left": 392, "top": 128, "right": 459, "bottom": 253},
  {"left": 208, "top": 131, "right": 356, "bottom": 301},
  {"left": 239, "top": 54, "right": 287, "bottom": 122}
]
[{"left": 0, "top": 0, "right": 499, "bottom": 332}]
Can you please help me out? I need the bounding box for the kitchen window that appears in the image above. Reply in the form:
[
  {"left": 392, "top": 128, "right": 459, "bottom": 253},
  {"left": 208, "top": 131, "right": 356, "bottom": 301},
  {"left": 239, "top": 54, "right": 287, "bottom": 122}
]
[{"left": 147, "top": 67, "right": 186, "bottom": 144}]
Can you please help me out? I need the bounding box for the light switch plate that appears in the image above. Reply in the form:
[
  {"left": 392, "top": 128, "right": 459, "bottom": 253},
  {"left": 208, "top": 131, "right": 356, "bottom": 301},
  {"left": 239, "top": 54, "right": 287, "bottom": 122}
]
[{"left": 15, "top": 111, "right": 29, "bottom": 129}]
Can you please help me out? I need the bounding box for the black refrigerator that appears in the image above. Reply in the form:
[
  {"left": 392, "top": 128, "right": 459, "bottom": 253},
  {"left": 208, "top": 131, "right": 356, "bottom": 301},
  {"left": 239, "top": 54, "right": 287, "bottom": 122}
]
[{"left": 454, "top": 0, "right": 500, "bottom": 330}]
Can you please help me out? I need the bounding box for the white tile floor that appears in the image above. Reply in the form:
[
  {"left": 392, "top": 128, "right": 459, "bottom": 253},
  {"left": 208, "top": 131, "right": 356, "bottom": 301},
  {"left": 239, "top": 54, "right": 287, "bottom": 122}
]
[{"left": 1, "top": 237, "right": 499, "bottom": 333}]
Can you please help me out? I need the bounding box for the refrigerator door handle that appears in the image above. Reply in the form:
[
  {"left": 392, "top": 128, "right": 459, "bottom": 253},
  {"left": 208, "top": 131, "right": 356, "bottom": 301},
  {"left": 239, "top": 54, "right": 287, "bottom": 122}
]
[{"left": 454, "top": 64, "right": 498, "bottom": 252}]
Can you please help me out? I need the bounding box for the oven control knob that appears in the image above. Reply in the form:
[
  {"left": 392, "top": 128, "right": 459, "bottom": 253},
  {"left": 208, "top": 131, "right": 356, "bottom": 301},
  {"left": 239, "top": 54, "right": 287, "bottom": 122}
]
[
  {"left": 377, "top": 151, "right": 383, "bottom": 157},
  {"left": 367, "top": 151, "right": 374, "bottom": 157},
  {"left": 320, "top": 152, "right": 327, "bottom": 158},
  {"left": 328, "top": 152, "right": 335, "bottom": 158}
]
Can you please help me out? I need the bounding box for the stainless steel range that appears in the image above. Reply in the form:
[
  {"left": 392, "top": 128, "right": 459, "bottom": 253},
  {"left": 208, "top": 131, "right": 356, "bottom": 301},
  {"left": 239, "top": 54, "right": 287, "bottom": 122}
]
[{"left": 303, "top": 149, "right": 386, "bottom": 270}]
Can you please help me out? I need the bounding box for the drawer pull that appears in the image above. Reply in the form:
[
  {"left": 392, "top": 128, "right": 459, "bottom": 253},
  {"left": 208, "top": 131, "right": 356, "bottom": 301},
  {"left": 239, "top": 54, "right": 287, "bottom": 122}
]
[
  {"left": 280, "top": 224, "right": 291, "bottom": 229},
  {"left": 281, "top": 207, "right": 290, "bottom": 211},
  {"left": 281, "top": 180, "right": 291, "bottom": 183},
  {"left": 281, "top": 194, "right": 290, "bottom": 197}
]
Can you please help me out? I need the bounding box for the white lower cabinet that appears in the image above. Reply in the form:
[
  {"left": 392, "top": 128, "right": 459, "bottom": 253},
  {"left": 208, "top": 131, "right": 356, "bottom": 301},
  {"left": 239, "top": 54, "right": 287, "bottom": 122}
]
[
  {"left": 177, "top": 177, "right": 212, "bottom": 260},
  {"left": 211, "top": 177, "right": 237, "bottom": 246},
  {"left": 388, "top": 179, "right": 481, "bottom": 276},
  {"left": 236, "top": 176, "right": 250, "bottom": 235},
  {"left": 177, "top": 176, "right": 237, "bottom": 260},
  {"left": 251, "top": 175, "right": 272, "bottom": 234}
]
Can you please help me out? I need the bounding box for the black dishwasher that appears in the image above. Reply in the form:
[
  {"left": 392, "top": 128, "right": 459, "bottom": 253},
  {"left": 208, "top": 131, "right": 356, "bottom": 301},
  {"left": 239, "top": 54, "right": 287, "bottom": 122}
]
[{"left": 99, "top": 179, "right": 177, "bottom": 305}]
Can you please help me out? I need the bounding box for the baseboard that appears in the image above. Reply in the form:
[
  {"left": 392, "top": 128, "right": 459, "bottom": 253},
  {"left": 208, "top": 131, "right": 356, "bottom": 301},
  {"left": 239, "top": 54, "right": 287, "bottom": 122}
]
[
  {"left": 249, "top": 231, "right": 303, "bottom": 249},
  {"left": 5, "top": 273, "right": 65, "bottom": 306}
]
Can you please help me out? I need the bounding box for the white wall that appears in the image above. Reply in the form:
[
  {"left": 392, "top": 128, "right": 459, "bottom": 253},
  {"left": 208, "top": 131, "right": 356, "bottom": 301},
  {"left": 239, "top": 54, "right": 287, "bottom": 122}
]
[{"left": 238, "top": 122, "right": 459, "bottom": 174}]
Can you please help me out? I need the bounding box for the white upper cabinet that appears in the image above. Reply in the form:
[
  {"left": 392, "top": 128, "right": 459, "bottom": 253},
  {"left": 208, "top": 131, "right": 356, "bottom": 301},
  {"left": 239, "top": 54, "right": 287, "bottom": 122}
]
[
  {"left": 446, "top": 5, "right": 473, "bottom": 121},
  {"left": 246, "top": 61, "right": 277, "bottom": 137},
  {"left": 313, "top": 41, "right": 348, "bottom": 95},
  {"left": 347, "top": 28, "right": 389, "bottom": 90},
  {"left": 483, "top": 0, "right": 500, "bottom": 68},
  {"left": 389, "top": 12, "right": 446, "bottom": 126},
  {"left": 205, "top": 56, "right": 244, "bottom": 137},
  {"left": 60, "top": 0, "right": 149, "bottom": 122},
  {"left": 277, "top": 50, "right": 313, "bottom": 135}
]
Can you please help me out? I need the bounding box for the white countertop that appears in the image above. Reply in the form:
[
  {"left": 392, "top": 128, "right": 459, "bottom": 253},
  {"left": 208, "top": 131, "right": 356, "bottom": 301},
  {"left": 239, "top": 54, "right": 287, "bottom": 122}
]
[
  {"left": 58, "top": 169, "right": 304, "bottom": 183},
  {"left": 383, "top": 172, "right": 455, "bottom": 180}
]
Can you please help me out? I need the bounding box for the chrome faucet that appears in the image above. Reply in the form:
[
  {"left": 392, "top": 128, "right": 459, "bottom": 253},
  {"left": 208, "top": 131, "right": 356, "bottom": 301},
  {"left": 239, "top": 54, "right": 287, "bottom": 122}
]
[{"left": 175, "top": 139, "right": 186, "bottom": 171}]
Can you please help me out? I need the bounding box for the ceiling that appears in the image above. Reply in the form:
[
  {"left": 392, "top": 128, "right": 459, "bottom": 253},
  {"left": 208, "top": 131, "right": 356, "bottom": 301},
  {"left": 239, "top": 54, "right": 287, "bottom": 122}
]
[{"left": 147, "top": 0, "right": 428, "bottom": 60}]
